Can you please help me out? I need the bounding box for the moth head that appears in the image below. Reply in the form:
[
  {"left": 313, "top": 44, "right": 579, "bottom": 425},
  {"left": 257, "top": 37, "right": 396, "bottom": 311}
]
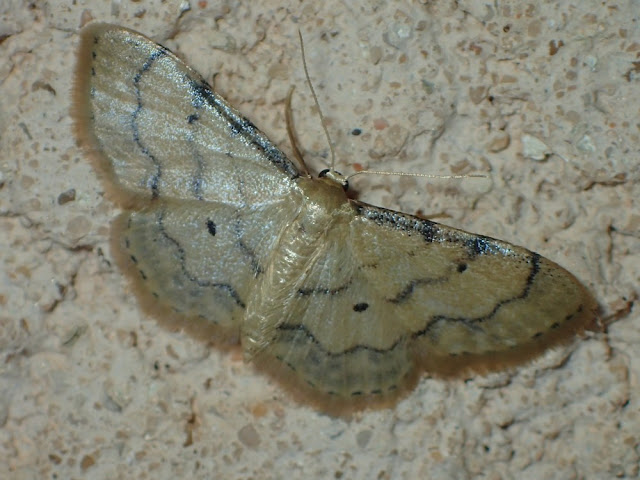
[{"left": 319, "top": 168, "right": 349, "bottom": 191}]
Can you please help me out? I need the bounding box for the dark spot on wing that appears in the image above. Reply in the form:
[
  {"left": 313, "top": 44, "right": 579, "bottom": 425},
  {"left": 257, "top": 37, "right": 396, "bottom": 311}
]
[
  {"left": 206, "top": 219, "right": 216, "bottom": 237},
  {"left": 353, "top": 302, "right": 369, "bottom": 312}
]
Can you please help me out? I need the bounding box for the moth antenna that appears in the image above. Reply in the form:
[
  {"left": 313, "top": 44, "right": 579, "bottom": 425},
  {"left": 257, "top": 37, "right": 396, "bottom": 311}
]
[
  {"left": 298, "top": 30, "right": 338, "bottom": 172},
  {"left": 285, "top": 85, "right": 310, "bottom": 176},
  {"left": 346, "top": 170, "right": 487, "bottom": 182}
]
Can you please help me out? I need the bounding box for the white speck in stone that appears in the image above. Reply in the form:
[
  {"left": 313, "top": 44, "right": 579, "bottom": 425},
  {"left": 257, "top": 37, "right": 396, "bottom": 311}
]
[
  {"left": 584, "top": 55, "right": 598, "bottom": 72},
  {"left": 576, "top": 134, "right": 596, "bottom": 153},
  {"left": 521, "top": 134, "right": 551, "bottom": 161}
]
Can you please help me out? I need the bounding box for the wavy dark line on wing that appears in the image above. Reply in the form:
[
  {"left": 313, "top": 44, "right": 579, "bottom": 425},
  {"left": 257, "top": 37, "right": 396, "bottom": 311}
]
[
  {"left": 130, "top": 46, "right": 169, "bottom": 199},
  {"left": 386, "top": 276, "right": 448, "bottom": 304},
  {"left": 276, "top": 252, "right": 546, "bottom": 357},
  {"left": 232, "top": 217, "right": 264, "bottom": 276},
  {"left": 297, "top": 280, "right": 352, "bottom": 297},
  {"left": 182, "top": 116, "right": 206, "bottom": 201},
  {"left": 153, "top": 209, "right": 246, "bottom": 308}
]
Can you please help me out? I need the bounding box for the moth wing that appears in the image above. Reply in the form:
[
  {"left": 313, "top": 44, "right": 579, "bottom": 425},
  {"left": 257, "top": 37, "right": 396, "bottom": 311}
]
[
  {"left": 252, "top": 201, "right": 597, "bottom": 411},
  {"left": 73, "top": 23, "right": 303, "bottom": 337},
  {"left": 73, "top": 22, "right": 300, "bottom": 206},
  {"left": 112, "top": 199, "right": 300, "bottom": 338}
]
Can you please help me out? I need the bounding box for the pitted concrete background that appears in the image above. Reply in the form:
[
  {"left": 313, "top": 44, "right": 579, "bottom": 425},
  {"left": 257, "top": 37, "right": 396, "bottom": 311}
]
[{"left": 0, "top": 1, "right": 638, "bottom": 479}]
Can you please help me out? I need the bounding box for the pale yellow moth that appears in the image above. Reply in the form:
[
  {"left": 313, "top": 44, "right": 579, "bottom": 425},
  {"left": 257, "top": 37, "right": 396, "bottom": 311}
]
[{"left": 73, "top": 23, "right": 598, "bottom": 414}]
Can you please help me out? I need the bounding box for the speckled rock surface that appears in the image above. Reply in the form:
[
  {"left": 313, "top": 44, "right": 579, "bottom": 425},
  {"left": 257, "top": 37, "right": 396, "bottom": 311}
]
[{"left": 0, "top": 1, "right": 638, "bottom": 479}]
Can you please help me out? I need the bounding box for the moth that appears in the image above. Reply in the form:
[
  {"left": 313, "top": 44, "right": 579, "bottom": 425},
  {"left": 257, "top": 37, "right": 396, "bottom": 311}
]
[{"left": 73, "top": 23, "right": 598, "bottom": 414}]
